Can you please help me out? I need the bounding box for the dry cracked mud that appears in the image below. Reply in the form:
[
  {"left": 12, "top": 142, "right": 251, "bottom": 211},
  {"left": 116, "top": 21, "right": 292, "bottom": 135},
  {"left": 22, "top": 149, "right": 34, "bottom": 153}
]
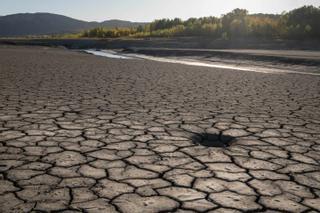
[{"left": 0, "top": 46, "right": 320, "bottom": 213}]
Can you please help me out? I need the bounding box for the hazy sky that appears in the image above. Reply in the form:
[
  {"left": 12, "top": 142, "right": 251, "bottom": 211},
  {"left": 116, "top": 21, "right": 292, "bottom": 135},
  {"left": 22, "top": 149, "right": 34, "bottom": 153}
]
[{"left": 1, "top": 0, "right": 320, "bottom": 22}]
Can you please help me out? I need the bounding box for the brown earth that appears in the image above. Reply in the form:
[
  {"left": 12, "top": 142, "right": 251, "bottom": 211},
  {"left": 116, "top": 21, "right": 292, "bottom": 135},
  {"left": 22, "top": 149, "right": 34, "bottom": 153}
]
[{"left": 0, "top": 45, "right": 320, "bottom": 212}]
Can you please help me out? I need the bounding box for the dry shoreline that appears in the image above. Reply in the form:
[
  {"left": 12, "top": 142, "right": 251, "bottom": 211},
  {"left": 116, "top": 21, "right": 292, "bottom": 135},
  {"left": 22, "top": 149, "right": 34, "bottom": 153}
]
[
  {"left": 1, "top": 37, "right": 320, "bottom": 50},
  {"left": 1, "top": 37, "right": 320, "bottom": 74}
]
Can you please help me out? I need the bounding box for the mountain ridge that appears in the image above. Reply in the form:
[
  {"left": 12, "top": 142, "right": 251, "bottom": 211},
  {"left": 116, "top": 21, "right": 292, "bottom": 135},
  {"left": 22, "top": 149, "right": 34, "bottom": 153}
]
[{"left": 0, "top": 12, "right": 147, "bottom": 37}]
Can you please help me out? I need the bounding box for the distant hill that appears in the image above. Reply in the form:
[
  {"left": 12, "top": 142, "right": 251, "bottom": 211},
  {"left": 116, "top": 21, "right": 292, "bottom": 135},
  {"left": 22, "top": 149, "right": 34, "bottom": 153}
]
[
  {"left": 100, "top": 19, "right": 145, "bottom": 28},
  {"left": 0, "top": 13, "right": 147, "bottom": 37}
]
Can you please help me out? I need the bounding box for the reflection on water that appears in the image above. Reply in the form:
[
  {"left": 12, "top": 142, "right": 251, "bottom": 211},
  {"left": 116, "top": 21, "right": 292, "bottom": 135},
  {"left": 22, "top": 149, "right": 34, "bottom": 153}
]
[
  {"left": 84, "top": 49, "right": 320, "bottom": 76},
  {"left": 127, "top": 53, "right": 320, "bottom": 76},
  {"left": 85, "top": 50, "right": 133, "bottom": 59}
]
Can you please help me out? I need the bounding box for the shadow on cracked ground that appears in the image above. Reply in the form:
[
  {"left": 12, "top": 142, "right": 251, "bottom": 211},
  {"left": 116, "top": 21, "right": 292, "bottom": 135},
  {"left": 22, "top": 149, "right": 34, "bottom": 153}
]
[{"left": 191, "top": 133, "right": 236, "bottom": 147}]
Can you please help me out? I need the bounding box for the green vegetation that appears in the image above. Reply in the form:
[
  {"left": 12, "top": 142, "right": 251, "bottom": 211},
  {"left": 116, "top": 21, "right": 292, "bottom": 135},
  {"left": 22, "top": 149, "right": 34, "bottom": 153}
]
[
  {"left": 80, "top": 6, "right": 320, "bottom": 40},
  {"left": 82, "top": 27, "right": 137, "bottom": 38}
]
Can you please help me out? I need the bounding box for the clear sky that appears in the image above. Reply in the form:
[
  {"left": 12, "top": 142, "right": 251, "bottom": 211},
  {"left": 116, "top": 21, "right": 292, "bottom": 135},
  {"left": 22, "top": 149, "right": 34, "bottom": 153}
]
[{"left": 1, "top": 0, "right": 320, "bottom": 22}]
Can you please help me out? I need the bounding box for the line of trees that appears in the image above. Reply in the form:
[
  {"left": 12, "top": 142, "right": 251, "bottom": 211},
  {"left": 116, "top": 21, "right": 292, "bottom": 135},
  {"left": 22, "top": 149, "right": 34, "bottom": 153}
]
[
  {"left": 82, "top": 27, "right": 137, "bottom": 38},
  {"left": 80, "top": 6, "right": 320, "bottom": 40}
]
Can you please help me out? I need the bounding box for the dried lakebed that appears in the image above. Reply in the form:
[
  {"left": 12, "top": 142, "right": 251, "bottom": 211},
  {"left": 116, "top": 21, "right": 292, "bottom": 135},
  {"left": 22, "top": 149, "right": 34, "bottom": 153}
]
[{"left": 0, "top": 45, "right": 320, "bottom": 212}]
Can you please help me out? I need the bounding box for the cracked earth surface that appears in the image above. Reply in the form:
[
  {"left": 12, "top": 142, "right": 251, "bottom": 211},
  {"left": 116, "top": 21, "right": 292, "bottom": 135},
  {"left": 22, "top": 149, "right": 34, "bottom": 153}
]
[{"left": 0, "top": 46, "right": 320, "bottom": 213}]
